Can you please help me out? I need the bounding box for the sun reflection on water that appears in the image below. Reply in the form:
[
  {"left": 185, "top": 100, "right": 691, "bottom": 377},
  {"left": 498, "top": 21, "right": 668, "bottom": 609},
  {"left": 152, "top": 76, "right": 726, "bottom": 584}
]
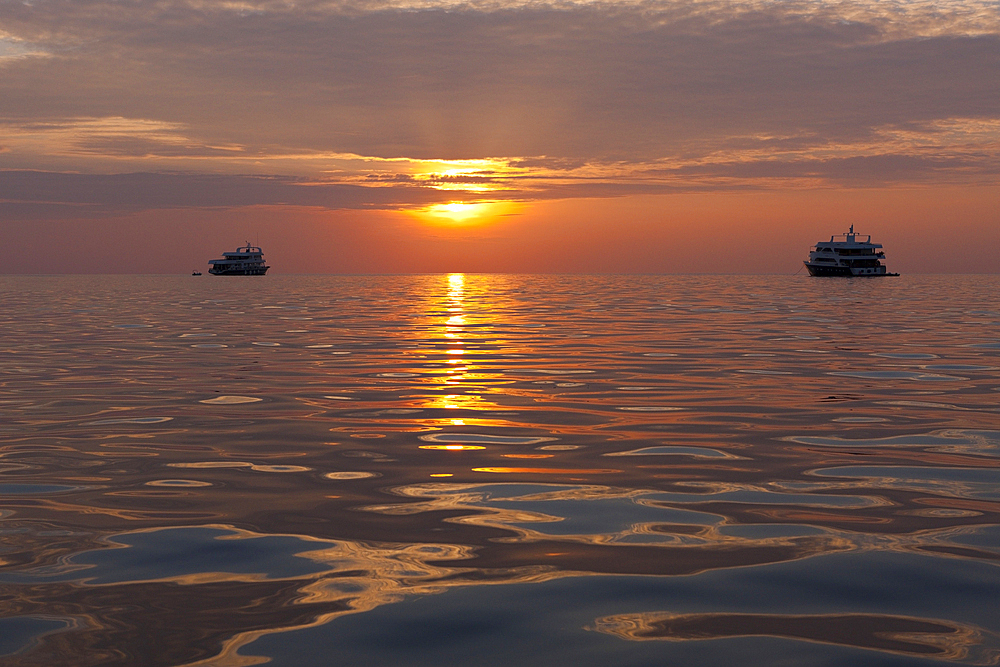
[{"left": 417, "top": 273, "right": 505, "bottom": 424}]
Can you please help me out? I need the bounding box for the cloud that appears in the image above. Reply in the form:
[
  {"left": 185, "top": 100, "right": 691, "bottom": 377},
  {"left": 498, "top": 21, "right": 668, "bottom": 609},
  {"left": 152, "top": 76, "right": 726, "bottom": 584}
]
[
  {"left": 0, "top": 171, "right": 461, "bottom": 218},
  {"left": 671, "top": 153, "right": 1000, "bottom": 184},
  {"left": 0, "top": 34, "right": 48, "bottom": 61},
  {"left": 0, "top": 0, "right": 997, "bottom": 213}
]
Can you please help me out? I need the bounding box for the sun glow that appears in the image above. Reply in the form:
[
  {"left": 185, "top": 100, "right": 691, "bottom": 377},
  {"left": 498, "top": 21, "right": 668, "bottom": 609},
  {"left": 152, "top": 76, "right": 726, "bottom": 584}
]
[
  {"left": 417, "top": 201, "right": 519, "bottom": 225},
  {"left": 427, "top": 202, "right": 491, "bottom": 222}
]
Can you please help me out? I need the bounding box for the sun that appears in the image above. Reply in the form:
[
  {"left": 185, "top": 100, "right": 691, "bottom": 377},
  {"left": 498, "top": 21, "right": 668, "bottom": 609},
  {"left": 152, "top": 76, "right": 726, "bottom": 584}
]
[
  {"left": 418, "top": 201, "right": 518, "bottom": 225},
  {"left": 427, "top": 202, "right": 492, "bottom": 223}
]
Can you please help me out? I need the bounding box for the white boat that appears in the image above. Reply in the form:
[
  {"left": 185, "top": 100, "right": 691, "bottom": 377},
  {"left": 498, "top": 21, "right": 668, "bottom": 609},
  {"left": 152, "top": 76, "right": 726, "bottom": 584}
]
[
  {"left": 208, "top": 243, "right": 270, "bottom": 276},
  {"left": 804, "top": 226, "right": 898, "bottom": 277}
]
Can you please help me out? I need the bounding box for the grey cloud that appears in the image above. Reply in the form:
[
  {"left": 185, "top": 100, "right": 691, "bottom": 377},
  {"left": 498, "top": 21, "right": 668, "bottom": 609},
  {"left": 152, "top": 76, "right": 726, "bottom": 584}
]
[
  {"left": 1, "top": 147, "right": 996, "bottom": 220},
  {"left": 0, "top": 170, "right": 458, "bottom": 218},
  {"left": 667, "top": 154, "right": 1000, "bottom": 183},
  {"left": 508, "top": 157, "right": 590, "bottom": 170},
  {"left": 1, "top": 1, "right": 997, "bottom": 163},
  {"left": 68, "top": 136, "right": 248, "bottom": 158},
  {"left": 364, "top": 173, "right": 415, "bottom": 181},
  {"left": 0, "top": 167, "right": 726, "bottom": 219}
]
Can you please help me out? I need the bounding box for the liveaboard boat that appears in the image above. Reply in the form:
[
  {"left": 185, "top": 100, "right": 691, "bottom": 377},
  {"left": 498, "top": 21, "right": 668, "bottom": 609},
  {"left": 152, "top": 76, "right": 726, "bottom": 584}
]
[
  {"left": 208, "top": 243, "right": 270, "bottom": 276},
  {"left": 804, "top": 226, "right": 899, "bottom": 277}
]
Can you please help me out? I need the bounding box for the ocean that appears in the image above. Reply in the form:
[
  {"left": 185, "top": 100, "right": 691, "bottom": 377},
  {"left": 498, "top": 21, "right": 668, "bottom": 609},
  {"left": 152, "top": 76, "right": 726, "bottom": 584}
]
[{"left": 1, "top": 274, "right": 999, "bottom": 666}]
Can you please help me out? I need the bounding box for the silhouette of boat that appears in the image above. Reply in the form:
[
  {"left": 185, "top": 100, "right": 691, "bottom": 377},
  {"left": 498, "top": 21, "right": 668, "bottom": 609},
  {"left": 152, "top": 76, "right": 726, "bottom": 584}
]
[
  {"left": 208, "top": 243, "right": 270, "bottom": 276},
  {"left": 804, "top": 226, "right": 899, "bottom": 277}
]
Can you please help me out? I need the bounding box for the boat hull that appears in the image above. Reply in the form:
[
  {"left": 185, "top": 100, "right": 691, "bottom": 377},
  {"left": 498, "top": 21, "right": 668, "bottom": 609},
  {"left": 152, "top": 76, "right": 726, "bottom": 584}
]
[
  {"left": 209, "top": 267, "right": 269, "bottom": 276},
  {"left": 805, "top": 263, "right": 851, "bottom": 277},
  {"left": 804, "top": 263, "right": 897, "bottom": 277}
]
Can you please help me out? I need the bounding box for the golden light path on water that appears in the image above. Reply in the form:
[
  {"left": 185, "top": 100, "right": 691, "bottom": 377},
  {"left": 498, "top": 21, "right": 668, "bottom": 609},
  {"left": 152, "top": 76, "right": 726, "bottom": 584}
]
[{"left": 0, "top": 274, "right": 999, "bottom": 666}]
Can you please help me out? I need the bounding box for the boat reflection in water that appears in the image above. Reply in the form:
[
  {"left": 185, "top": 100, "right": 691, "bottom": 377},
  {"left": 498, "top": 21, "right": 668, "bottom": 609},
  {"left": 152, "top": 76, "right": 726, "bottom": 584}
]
[{"left": 1, "top": 274, "right": 998, "bottom": 666}]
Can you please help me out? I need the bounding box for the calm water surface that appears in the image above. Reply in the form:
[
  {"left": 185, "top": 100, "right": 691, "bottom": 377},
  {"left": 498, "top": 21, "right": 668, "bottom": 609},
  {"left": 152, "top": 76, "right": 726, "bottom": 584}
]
[{"left": 1, "top": 274, "right": 999, "bottom": 666}]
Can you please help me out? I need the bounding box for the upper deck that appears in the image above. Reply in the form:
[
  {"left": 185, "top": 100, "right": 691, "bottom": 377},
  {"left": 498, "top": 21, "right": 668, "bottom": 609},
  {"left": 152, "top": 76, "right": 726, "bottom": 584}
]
[
  {"left": 810, "top": 225, "right": 883, "bottom": 254},
  {"left": 210, "top": 243, "right": 266, "bottom": 264},
  {"left": 220, "top": 244, "right": 263, "bottom": 257}
]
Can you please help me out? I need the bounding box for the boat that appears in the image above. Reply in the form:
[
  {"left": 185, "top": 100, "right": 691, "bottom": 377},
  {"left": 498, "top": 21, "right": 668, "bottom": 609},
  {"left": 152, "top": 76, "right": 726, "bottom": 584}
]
[
  {"left": 208, "top": 243, "right": 270, "bottom": 276},
  {"left": 192, "top": 271, "right": 202, "bottom": 276},
  {"left": 804, "top": 226, "right": 899, "bottom": 277}
]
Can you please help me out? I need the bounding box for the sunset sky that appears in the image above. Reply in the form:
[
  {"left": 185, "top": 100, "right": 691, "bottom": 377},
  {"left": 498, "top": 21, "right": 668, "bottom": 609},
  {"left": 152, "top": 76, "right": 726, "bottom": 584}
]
[{"left": 1, "top": 0, "right": 998, "bottom": 273}]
